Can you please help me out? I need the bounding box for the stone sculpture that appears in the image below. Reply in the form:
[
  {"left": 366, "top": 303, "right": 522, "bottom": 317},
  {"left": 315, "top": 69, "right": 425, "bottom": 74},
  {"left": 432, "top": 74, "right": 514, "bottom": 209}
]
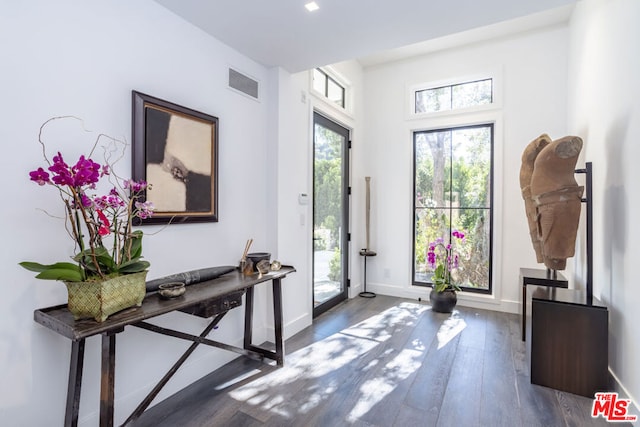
[
  {"left": 520, "top": 134, "right": 552, "bottom": 263},
  {"left": 520, "top": 135, "right": 584, "bottom": 270}
]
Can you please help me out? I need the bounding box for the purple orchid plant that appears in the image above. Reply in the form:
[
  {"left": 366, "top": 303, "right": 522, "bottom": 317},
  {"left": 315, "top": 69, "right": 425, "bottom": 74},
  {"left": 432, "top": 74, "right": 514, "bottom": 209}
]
[
  {"left": 20, "top": 117, "right": 154, "bottom": 282},
  {"left": 427, "top": 229, "right": 466, "bottom": 292}
]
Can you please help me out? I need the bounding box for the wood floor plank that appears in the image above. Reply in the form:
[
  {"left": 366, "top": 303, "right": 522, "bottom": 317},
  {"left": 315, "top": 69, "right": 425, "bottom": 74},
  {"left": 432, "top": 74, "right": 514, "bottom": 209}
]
[
  {"left": 134, "top": 296, "right": 615, "bottom": 427},
  {"left": 434, "top": 308, "right": 487, "bottom": 426},
  {"left": 479, "top": 310, "right": 523, "bottom": 427},
  {"left": 509, "top": 306, "right": 568, "bottom": 427},
  {"left": 437, "top": 343, "right": 484, "bottom": 426},
  {"left": 223, "top": 410, "right": 263, "bottom": 427},
  {"left": 456, "top": 306, "right": 487, "bottom": 351},
  {"left": 403, "top": 312, "right": 461, "bottom": 425},
  {"left": 393, "top": 404, "right": 430, "bottom": 427}
]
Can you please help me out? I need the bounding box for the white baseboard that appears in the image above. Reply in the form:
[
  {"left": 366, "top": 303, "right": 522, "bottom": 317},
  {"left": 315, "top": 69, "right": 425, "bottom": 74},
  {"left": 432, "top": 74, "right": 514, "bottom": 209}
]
[
  {"left": 265, "top": 311, "right": 310, "bottom": 341},
  {"left": 362, "top": 281, "right": 520, "bottom": 314}
]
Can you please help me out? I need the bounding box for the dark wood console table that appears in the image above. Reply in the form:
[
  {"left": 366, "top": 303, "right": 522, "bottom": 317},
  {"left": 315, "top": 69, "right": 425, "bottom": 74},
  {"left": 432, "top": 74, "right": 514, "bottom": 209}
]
[
  {"left": 34, "top": 266, "right": 296, "bottom": 427},
  {"left": 520, "top": 268, "right": 568, "bottom": 341}
]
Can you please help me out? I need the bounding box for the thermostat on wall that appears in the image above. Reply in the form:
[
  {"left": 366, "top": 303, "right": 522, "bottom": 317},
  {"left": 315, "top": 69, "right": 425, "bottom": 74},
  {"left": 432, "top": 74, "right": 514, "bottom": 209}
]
[{"left": 298, "top": 193, "right": 309, "bottom": 205}]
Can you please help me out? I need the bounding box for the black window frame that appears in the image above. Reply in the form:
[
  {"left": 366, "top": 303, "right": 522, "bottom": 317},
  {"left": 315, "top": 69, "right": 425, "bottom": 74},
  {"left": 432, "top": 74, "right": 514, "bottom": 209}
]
[
  {"left": 414, "top": 78, "right": 493, "bottom": 114},
  {"left": 411, "top": 123, "right": 494, "bottom": 294},
  {"left": 313, "top": 68, "right": 346, "bottom": 109}
]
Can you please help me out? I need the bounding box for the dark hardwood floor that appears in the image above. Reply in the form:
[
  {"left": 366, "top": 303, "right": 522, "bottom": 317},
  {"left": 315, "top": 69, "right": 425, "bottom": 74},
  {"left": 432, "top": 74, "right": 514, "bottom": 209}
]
[{"left": 134, "top": 295, "right": 624, "bottom": 427}]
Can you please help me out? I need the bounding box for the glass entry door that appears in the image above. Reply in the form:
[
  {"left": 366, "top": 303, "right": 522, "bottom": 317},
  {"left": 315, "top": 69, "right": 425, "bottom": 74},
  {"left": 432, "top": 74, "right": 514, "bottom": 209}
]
[{"left": 313, "top": 112, "right": 349, "bottom": 317}]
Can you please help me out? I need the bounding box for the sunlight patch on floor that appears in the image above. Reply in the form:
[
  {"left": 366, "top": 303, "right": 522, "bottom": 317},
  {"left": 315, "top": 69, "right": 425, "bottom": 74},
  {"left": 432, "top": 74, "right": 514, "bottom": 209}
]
[
  {"left": 409, "top": 337, "right": 428, "bottom": 352},
  {"left": 298, "top": 382, "right": 338, "bottom": 413},
  {"left": 437, "top": 312, "right": 467, "bottom": 349},
  {"left": 340, "top": 303, "right": 427, "bottom": 343},
  {"left": 214, "top": 369, "right": 262, "bottom": 391},
  {"left": 347, "top": 347, "right": 423, "bottom": 422},
  {"left": 228, "top": 302, "right": 428, "bottom": 421}
]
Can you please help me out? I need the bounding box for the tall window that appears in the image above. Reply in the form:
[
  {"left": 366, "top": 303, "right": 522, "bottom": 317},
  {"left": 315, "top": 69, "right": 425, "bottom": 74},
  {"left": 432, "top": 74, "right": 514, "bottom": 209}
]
[{"left": 413, "top": 124, "right": 493, "bottom": 293}]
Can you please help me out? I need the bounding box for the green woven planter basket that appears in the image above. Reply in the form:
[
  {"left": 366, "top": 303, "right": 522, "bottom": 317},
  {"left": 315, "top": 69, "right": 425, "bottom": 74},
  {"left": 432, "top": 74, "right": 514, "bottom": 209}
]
[{"left": 64, "top": 271, "right": 147, "bottom": 322}]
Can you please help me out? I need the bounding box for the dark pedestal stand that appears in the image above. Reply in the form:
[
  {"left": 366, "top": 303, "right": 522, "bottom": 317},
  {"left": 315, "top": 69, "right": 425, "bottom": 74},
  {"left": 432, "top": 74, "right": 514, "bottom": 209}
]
[
  {"left": 359, "top": 249, "right": 376, "bottom": 298},
  {"left": 520, "top": 267, "right": 567, "bottom": 341},
  {"left": 526, "top": 286, "right": 608, "bottom": 397}
]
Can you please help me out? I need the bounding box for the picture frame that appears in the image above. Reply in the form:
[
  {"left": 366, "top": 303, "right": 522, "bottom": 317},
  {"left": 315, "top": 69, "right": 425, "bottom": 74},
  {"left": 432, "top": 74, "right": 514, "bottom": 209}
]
[{"left": 132, "top": 90, "right": 218, "bottom": 225}]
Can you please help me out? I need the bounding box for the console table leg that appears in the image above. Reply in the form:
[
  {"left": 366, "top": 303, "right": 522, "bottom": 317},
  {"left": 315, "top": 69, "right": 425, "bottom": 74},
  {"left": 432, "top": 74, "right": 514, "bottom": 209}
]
[
  {"left": 272, "top": 278, "right": 284, "bottom": 366},
  {"left": 244, "top": 286, "right": 255, "bottom": 350},
  {"left": 100, "top": 333, "right": 116, "bottom": 427},
  {"left": 64, "top": 339, "right": 85, "bottom": 427}
]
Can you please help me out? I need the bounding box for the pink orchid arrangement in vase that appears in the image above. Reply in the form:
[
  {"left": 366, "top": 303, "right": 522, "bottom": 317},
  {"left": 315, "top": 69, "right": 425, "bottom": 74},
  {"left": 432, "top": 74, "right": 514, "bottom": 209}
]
[
  {"left": 427, "top": 229, "right": 466, "bottom": 292},
  {"left": 20, "top": 117, "right": 154, "bottom": 283}
]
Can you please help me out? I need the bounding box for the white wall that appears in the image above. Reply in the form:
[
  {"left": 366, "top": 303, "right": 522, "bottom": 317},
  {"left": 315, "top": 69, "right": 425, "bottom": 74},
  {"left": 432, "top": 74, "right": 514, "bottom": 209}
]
[
  {"left": 568, "top": 0, "right": 640, "bottom": 414},
  {"left": 0, "top": 1, "right": 277, "bottom": 425},
  {"left": 272, "top": 67, "right": 314, "bottom": 335},
  {"left": 361, "top": 25, "right": 570, "bottom": 312},
  {"left": 273, "top": 61, "right": 365, "bottom": 334}
]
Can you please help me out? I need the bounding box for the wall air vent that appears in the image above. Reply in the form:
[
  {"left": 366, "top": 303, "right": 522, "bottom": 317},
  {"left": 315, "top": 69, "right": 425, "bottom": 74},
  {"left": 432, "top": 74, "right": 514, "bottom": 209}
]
[{"left": 228, "top": 68, "right": 259, "bottom": 101}]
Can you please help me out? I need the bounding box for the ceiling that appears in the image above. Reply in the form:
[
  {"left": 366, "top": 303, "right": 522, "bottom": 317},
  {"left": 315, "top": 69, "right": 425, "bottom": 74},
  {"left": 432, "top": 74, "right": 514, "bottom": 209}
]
[{"left": 153, "top": 0, "right": 576, "bottom": 73}]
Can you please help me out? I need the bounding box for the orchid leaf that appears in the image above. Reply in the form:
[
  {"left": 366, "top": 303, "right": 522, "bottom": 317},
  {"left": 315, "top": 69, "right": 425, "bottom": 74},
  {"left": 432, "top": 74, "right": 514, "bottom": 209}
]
[
  {"left": 20, "top": 262, "right": 83, "bottom": 281},
  {"left": 19, "top": 261, "right": 79, "bottom": 273},
  {"left": 117, "top": 260, "right": 150, "bottom": 273},
  {"left": 35, "top": 268, "right": 84, "bottom": 282},
  {"left": 74, "top": 246, "right": 116, "bottom": 272},
  {"left": 122, "top": 230, "right": 144, "bottom": 261}
]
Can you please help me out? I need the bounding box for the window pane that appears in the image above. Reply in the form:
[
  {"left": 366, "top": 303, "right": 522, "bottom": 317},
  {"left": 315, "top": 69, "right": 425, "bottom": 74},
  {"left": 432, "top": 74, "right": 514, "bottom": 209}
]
[
  {"left": 313, "top": 69, "right": 326, "bottom": 95},
  {"left": 453, "top": 208, "right": 490, "bottom": 290},
  {"left": 414, "top": 208, "right": 451, "bottom": 283},
  {"left": 415, "top": 79, "right": 492, "bottom": 114},
  {"left": 452, "top": 79, "right": 492, "bottom": 109},
  {"left": 415, "top": 131, "right": 452, "bottom": 208},
  {"left": 415, "top": 87, "right": 451, "bottom": 113},
  {"left": 451, "top": 126, "right": 491, "bottom": 208},
  {"left": 327, "top": 78, "right": 345, "bottom": 108}
]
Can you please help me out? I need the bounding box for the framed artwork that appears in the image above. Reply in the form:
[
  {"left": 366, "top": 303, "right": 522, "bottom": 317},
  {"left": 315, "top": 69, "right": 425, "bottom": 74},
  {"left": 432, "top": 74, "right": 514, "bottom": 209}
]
[{"left": 132, "top": 91, "right": 218, "bottom": 224}]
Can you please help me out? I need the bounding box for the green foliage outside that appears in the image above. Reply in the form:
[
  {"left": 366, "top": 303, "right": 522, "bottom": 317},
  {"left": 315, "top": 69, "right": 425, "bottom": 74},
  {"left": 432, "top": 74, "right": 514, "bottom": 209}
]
[
  {"left": 314, "top": 124, "right": 343, "bottom": 252},
  {"left": 328, "top": 249, "right": 341, "bottom": 282},
  {"left": 313, "top": 232, "right": 327, "bottom": 251}
]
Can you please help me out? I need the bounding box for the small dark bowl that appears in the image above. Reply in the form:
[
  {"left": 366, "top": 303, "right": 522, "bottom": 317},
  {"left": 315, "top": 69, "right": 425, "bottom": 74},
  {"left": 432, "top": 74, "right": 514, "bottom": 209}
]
[
  {"left": 246, "top": 252, "right": 271, "bottom": 271},
  {"left": 158, "top": 282, "right": 186, "bottom": 299}
]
